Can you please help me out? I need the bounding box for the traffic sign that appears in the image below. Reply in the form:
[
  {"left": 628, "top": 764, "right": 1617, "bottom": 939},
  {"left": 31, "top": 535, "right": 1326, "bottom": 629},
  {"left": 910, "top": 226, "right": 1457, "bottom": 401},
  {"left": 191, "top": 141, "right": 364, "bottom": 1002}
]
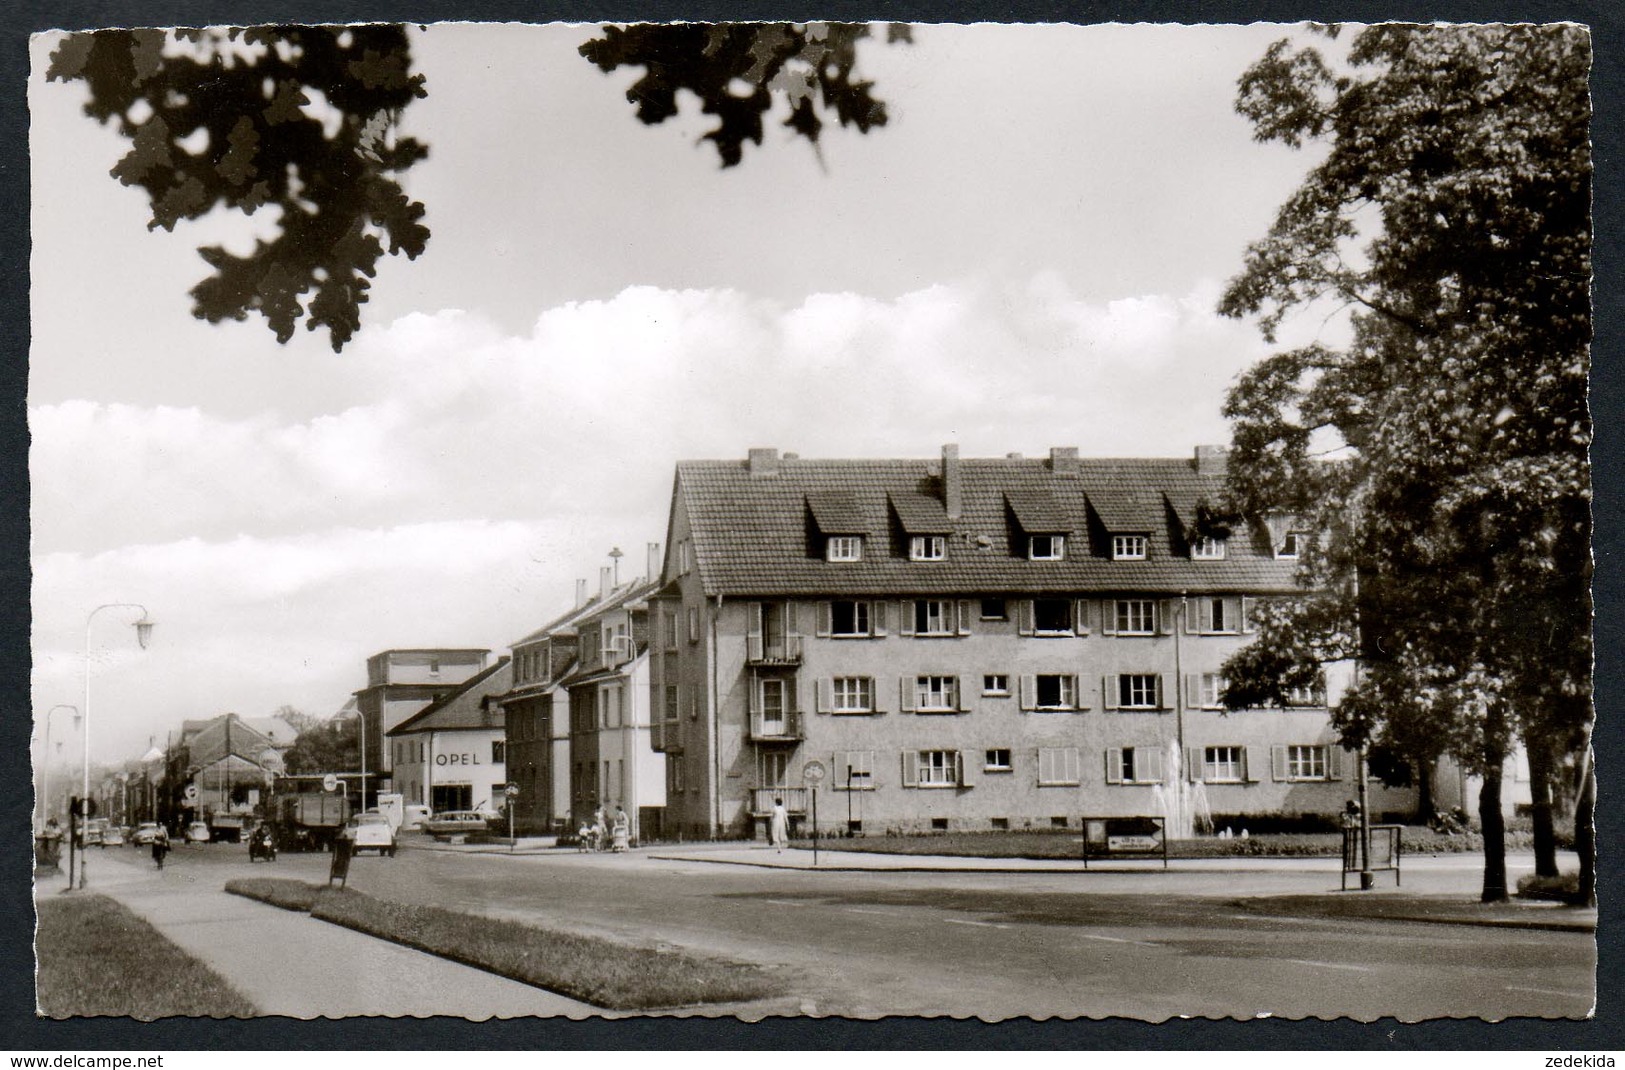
[
  {"left": 183, "top": 783, "right": 198, "bottom": 802},
  {"left": 322, "top": 773, "right": 338, "bottom": 792},
  {"left": 69, "top": 797, "right": 98, "bottom": 818},
  {"left": 802, "top": 760, "right": 826, "bottom": 784},
  {"left": 505, "top": 782, "right": 519, "bottom": 799}
]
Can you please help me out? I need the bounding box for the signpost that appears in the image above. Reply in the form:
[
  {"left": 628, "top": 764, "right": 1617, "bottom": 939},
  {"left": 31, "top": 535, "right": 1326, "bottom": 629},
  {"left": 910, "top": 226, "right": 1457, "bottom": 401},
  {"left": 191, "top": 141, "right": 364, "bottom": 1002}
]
[
  {"left": 1081, "top": 816, "right": 1169, "bottom": 868},
  {"left": 802, "top": 760, "right": 826, "bottom": 867},
  {"left": 505, "top": 782, "right": 519, "bottom": 851}
]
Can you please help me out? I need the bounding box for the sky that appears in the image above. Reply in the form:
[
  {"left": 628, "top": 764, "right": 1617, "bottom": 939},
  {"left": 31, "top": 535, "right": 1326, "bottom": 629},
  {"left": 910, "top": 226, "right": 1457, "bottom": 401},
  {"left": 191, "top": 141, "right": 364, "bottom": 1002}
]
[{"left": 28, "top": 21, "right": 1347, "bottom": 772}]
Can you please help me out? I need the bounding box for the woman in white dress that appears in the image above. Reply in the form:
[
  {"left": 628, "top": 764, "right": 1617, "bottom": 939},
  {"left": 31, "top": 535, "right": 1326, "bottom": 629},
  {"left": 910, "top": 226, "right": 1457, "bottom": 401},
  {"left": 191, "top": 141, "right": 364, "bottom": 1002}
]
[{"left": 769, "top": 798, "right": 789, "bottom": 852}]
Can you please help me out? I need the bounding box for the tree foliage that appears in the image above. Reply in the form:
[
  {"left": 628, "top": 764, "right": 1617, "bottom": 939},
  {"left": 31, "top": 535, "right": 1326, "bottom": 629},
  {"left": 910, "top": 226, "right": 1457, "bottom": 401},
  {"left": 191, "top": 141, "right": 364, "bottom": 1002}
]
[
  {"left": 1216, "top": 25, "right": 1591, "bottom": 901},
  {"left": 282, "top": 715, "right": 359, "bottom": 775}
]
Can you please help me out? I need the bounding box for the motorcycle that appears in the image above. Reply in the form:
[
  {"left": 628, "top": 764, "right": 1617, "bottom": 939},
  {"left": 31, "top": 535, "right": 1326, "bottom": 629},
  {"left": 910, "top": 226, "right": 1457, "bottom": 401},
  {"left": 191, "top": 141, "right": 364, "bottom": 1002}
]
[{"left": 248, "top": 826, "right": 278, "bottom": 863}]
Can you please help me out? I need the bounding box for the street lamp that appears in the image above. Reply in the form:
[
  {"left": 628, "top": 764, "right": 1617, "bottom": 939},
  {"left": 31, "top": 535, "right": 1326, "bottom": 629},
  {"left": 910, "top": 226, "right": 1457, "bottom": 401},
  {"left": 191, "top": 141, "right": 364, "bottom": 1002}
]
[
  {"left": 80, "top": 603, "right": 154, "bottom": 889},
  {"left": 41, "top": 704, "right": 80, "bottom": 831}
]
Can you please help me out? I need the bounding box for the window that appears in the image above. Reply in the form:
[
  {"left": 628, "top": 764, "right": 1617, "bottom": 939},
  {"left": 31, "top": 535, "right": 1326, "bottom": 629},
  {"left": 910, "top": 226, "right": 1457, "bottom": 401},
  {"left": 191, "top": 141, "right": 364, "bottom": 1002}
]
[
  {"left": 983, "top": 673, "right": 1010, "bottom": 696},
  {"left": 830, "top": 600, "right": 871, "bottom": 637},
  {"left": 670, "top": 755, "right": 685, "bottom": 792},
  {"left": 1107, "top": 745, "right": 1164, "bottom": 785},
  {"left": 915, "top": 675, "right": 960, "bottom": 712},
  {"left": 1198, "top": 673, "right": 1226, "bottom": 709},
  {"left": 1033, "top": 598, "right": 1073, "bottom": 634},
  {"left": 913, "top": 599, "right": 953, "bottom": 635},
  {"left": 1277, "top": 531, "right": 1303, "bottom": 558},
  {"left": 918, "top": 750, "right": 957, "bottom": 786},
  {"left": 1035, "top": 674, "right": 1076, "bottom": 710},
  {"left": 832, "top": 677, "right": 875, "bottom": 714},
  {"left": 980, "top": 598, "right": 1007, "bottom": 620},
  {"left": 1029, "top": 534, "right": 1066, "bottom": 560},
  {"left": 1115, "top": 599, "right": 1156, "bottom": 635},
  {"left": 1207, "top": 597, "right": 1234, "bottom": 634},
  {"left": 1284, "top": 684, "right": 1325, "bottom": 707},
  {"left": 428, "top": 657, "right": 441, "bottom": 676},
  {"left": 664, "top": 684, "right": 680, "bottom": 724},
  {"left": 1192, "top": 536, "right": 1227, "bottom": 560},
  {"left": 1038, "top": 747, "right": 1082, "bottom": 785},
  {"left": 677, "top": 539, "right": 693, "bottom": 575},
  {"left": 1112, "top": 534, "right": 1147, "bottom": 560},
  {"left": 664, "top": 609, "right": 679, "bottom": 651},
  {"left": 1118, "top": 674, "right": 1159, "bottom": 709},
  {"left": 984, "top": 748, "right": 1013, "bottom": 772},
  {"left": 834, "top": 750, "right": 874, "bottom": 790},
  {"left": 492, "top": 741, "right": 505, "bottom": 763},
  {"left": 827, "top": 535, "right": 863, "bottom": 562},
  {"left": 1287, "top": 744, "right": 1327, "bottom": 780},
  {"left": 687, "top": 606, "right": 700, "bottom": 643},
  {"left": 1121, "top": 747, "right": 1136, "bottom": 783},
  {"left": 910, "top": 535, "right": 946, "bottom": 561},
  {"left": 1203, "top": 746, "right": 1244, "bottom": 783}
]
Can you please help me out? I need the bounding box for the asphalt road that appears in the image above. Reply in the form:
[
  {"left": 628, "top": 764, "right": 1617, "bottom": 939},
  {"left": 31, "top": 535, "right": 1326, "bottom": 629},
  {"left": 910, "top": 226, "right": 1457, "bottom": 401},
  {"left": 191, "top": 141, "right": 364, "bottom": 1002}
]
[{"left": 122, "top": 837, "right": 1595, "bottom": 1021}]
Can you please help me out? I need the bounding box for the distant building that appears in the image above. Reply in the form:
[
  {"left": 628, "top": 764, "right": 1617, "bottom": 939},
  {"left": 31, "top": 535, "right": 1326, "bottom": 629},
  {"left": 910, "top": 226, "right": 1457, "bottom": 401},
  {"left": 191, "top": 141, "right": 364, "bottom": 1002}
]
[
  {"left": 650, "top": 445, "right": 1419, "bottom": 839},
  {"left": 162, "top": 712, "right": 286, "bottom": 823},
  {"left": 352, "top": 649, "right": 490, "bottom": 803},
  {"left": 387, "top": 658, "right": 512, "bottom": 813}
]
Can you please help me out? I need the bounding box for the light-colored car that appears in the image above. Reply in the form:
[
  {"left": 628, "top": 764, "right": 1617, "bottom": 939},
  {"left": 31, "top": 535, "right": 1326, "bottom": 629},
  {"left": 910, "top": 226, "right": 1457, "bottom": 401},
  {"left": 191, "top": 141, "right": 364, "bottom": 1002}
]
[
  {"left": 100, "top": 824, "right": 126, "bottom": 847},
  {"left": 401, "top": 804, "right": 432, "bottom": 831},
  {"left": 184, "top": 820, "right": 211, "bottom": 844},
  {"left": 422, "top": 810, "right": 492, "bottom": 840},
  {"left": 131, "top": 822, "right": 162, "bottom": 846},
  {"left": 341, "top": 812, "right": 397, "bottom": 856}
]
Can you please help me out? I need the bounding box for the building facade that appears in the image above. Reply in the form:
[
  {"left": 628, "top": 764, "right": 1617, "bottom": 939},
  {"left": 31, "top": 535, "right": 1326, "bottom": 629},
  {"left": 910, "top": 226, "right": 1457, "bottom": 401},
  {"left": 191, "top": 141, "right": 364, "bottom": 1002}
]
[
  {"left": 650, "top": 445, "right": 1419, "bottom": 839},
  {"left": 387, "top": 658, "right": 512, "bottom": 813},
  {"left": 499, "top": 585, "right": 597, "bottom": 833},
  {"left": 352, "top": 648, "right": 490, "bottom": 802}
]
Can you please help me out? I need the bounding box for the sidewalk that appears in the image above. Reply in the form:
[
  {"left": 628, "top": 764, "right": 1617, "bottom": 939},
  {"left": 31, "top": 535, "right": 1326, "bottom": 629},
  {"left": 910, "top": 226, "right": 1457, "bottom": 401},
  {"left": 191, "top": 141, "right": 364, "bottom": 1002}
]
[{"left": 61, "top": 849, "right": 597, "bottom": 1018}]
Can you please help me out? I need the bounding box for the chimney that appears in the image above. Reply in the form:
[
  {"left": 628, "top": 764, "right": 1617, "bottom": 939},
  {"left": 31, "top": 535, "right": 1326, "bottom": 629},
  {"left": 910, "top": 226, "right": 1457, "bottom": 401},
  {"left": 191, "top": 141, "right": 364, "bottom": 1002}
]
[
  {"left": 1194, "top": 444, "right": 1230, "bottom": 475},
  {"left": 942, "top": 444, "right": 962, "bottom": 519},
  {"left": 646, "top": 541, "right": 661, "bottom": 583},
  {"left": 575, "top": 578, "right": 587, "bottom": 608},
  {"left": 1049, "top": 446, "right": 1079, "bottom": 476},
  {"left": 599, "top": 566, "right": 612, "bottom": 600},
  {"left": 747, "top": 447, "right": 780, "bottom": 477}
]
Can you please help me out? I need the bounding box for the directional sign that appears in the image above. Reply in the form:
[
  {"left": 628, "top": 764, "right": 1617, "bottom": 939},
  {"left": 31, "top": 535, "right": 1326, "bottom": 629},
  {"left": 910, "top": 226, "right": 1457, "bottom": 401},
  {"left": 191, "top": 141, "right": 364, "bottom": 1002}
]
[
  {"left": 183, "top": 784, "right": 199, "bottom": 803},
  {"left": 322, "top": 773, "right": 338, "bottom": 792},
  {"left": 802, "top": 760, "right": 827, "bottom": 784},
  {"left": 505, "top": 782, "right": 520, "bottom": 799}
]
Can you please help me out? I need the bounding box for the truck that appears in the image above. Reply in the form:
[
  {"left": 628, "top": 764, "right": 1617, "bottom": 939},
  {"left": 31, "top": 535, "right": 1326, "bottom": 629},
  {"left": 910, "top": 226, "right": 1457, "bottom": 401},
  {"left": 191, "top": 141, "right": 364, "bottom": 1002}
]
[
  {"left": 206, "top": 809, "right": 246, "bottom": 843},
  {"left": 270, "top": 786, "right": 353, "bottom": 852}
]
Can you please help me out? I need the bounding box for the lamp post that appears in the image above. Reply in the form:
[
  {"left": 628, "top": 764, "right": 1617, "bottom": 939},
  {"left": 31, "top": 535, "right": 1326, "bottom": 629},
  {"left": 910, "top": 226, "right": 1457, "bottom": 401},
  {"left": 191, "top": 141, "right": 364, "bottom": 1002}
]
[
  {"left": 41, "top": 704, "right": 80, "bottom": 831},
  {"left": 81, "top": 603, "right": 154, "bottom": 889}
]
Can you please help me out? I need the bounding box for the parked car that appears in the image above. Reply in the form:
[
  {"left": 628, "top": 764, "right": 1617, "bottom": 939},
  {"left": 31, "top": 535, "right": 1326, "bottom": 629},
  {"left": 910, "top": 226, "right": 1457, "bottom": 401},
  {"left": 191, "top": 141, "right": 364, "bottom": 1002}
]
[
  {"left": 184, "top": 820, "right": 211, "bottom": 844},
  {"left": 422, "top": 810, "right": 492, "bottom": 841},
  {"left": 81, "top": 818, "right": 106, "bottom": 847},
  {"left": 339, "top": 812, "right": 397, "bottom": 856},
  {"left": 131, "top": 822, "right": 163, "bottom": 846},
  {"left": 401, "top": 804, "right": 432, "bottom": 831},
  {"left": 100, "top": 824, "right": 125, "bottom": 847}
]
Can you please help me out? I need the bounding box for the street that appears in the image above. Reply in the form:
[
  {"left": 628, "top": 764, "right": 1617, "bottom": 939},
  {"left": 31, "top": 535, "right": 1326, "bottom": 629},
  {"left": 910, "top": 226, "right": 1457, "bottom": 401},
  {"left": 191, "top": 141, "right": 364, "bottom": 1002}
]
[{"left": 54, "top": 836, "right": 1597, "bottom": 1021}]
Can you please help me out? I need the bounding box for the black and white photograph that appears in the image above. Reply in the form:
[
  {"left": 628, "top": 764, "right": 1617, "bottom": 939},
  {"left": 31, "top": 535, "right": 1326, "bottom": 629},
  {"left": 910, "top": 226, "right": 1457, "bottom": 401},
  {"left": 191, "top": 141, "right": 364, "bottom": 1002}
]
[{"left": 23, "top": 15, "right": 1598, "bottom": 1030}]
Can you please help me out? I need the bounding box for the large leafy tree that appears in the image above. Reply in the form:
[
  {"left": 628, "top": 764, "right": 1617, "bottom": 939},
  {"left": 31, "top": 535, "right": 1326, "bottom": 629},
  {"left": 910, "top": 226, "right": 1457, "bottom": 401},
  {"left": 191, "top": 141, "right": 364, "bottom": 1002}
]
[
  {"left": 281, "top": 715, "right": 360, "bottom": 776},
  {"left": 48, "top": 23, "right": 904, "bottom": 352},
  {"left": 1217, "top": 24, "right": 1592, "bottom": 903}
]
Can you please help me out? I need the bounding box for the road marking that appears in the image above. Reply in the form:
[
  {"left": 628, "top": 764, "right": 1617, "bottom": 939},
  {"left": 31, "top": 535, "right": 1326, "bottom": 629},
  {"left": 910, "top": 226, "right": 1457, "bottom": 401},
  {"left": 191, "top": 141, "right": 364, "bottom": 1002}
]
[
  {"left": 1230, "top": 914, "right": 1332, "bottom": 926},
  {"left": 762, "top": 898, "right": 804, "bottom": 907},
  {"left": 1506, "top": 985, "right": 1592, "bottom": 999},
  {"left": 1280, "top": 958, "right": 1374, "bottom": 972},
  {"left": 942, "top": 917, "right": 1009, "bottom": 929},
  {"left": 844, "top": 908, "right": 892, "bottom": 916},
  {"left": 1077, "top": 934, "right": 1160, "bottom": 948}
]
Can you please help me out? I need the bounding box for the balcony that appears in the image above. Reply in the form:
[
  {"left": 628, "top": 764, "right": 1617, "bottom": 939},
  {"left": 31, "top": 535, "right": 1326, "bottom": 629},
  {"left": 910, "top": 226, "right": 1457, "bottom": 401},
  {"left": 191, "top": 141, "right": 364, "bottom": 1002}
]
[
  {"left": 748, "top": 708, "right": 804, "bottom": 743},
  {"left": 750, "top": 786, "right": 808, "bottom": 816},
  {"left": 746, "top": 634, "right": 803, "bottom": 666}
]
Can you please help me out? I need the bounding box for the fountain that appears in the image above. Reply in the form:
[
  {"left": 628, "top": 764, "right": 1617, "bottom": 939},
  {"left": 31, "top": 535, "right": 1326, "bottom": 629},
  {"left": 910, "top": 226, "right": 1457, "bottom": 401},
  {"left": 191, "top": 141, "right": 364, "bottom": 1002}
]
[{"left": 1151, "top": 740, "right": 1213, "bottom": 839}]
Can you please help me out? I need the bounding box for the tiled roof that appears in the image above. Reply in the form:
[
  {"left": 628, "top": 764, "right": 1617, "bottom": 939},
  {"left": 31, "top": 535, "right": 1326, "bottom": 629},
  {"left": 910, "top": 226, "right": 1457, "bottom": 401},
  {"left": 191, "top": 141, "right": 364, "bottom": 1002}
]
[
  {"left": 389, "top": 659, "right": 512, "bottom": 736},
  {"left": 890, "top": 491, "right": 951, "bottom": 534},
  {"left": 1087, "top": 485, "right": 1159, "bottom": 532},
  {"left": 675, "top": 452, "right": 1300, "bottom": 596},
  {"left": 1005, "top": 487, "right": 1069, "bottom": 533},
  {"left": 806, "top": 491, "right": 866, "bottom": 534}
]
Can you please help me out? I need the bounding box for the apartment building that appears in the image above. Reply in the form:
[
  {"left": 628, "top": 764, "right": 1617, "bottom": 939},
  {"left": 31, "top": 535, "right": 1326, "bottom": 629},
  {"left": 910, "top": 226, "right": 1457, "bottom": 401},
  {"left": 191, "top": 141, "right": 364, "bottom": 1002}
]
[
  {"left": 352, "top": 648, "right": 491, "bottom": 802},
  {"left": 649, "top": 445, "right": 1418, "bottom": 839}
]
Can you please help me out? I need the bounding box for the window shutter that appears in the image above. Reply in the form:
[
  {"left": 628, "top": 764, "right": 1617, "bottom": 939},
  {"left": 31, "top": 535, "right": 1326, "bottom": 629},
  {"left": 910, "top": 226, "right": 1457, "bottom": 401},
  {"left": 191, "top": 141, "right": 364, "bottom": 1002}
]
[
  {"left": 1140, "top": 746, "right": 1164, "bottom": 784},
  {"left": 1064, "top": 748, "right": 1081, "bottom": 784},
  {"left": 1102, "top": 675, "right": 1119, "bottom": 711},
  {"left": 795, "top": 602, "right": 812, "bottom": 639},
  {"left": 1101, "top": 601, "right": 1118, "bottom": 635},
  {"left": 1241, "top": 596, "right": 1257, "bottom": 633},
  {"left": 1327, "top": 746, "right": 1343, "bottom": 781},
  {"left": 815, "top": 678, "right": 831, "bottom": 715},
  {"left": 833, "top": 751, "right": 850, "bottom": 790},
  {"left": 1017, "top": 599, "right": 1035, "bottom": 636},
  {"left": 1074, "top": 674, "right": 1092, "bottom": 710},
  {"left": 1073, "top": 599, "right": 1092, "bottom": 635},
  {"left": 1185, "top": 674, "right": 1201, "bottom": 709},
  {"left": 1105, "top": 748, "right": 1124, "bottom": 785},
  {"left": 901, "top": 751, "right": 919, "bottom": 788},
  {"left": 872, "top": 600, "right": 888, "bottom": 637},
  {"left": 957, "top": 600, "right": 973, "bottom": 636},
  {"left": 900, "top": 602, "right": 916, "bottom": 637},
  {"left": 1187, "top": 746, "right": 1204, "bottom": 783},
  {"left": 1184, "top": 598, "right": 1199, "bottom": 635},
  {"left": 1245, "top": 747, "right": 1262, "bottom": 783},
  {"left": 1157, "top": 599, "right": 1175, "bottom": 635},
  {"left": 745, "top": 677, "right": 760, "bottom": 716},
  {"left": 899, "top": 677, "right": 917, "bottom": 713},
  {"left": 1038, "top": 748, "right": 1055, "bottom": 784},
  {"left": 870, "top": 678, "right": 887, "bottom": 715},
  {"left": 1019, "top": 675, "right": 1037, "bottom": 711},
  {"left": 1158, "top": 674, "right": 1173, "bottom": 709},
  {"left": 958, "top": 750, "right": 976, "bottom": 787},
  {"left": 1271, "top": 745, "right": 1288, "bottom": 781},
  {"left": 1223, "top": 597, "right": 1243, "bottom": 633},
  {"left": 816, "top": 602, "right": 832, "bottom": 638},
  {"left": 747, "top": 602, "right": 764, "bottom": 641}
]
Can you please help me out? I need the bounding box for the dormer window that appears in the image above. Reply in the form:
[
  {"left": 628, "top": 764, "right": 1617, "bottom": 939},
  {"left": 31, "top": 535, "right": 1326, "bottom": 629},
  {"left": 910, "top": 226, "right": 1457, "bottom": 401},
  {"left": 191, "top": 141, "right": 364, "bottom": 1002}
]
[
  {"left": 1029, "top": 534, "right": 1066, "bottom": 561},
  {"left": 1277, "top": 532, "right": 1305, "bottom": 559},
  {"left": 827, "top": 535, "right": 863, "bottom": 562},
  {"left": 1112, "top": 534, "right": 1147, "bottom": 561},
  {"left": 910, "top": 535, "right": 946, "bottom": 561},
  {"left": 1191, "top": 536, "right": 1226, "bottom": 560}
]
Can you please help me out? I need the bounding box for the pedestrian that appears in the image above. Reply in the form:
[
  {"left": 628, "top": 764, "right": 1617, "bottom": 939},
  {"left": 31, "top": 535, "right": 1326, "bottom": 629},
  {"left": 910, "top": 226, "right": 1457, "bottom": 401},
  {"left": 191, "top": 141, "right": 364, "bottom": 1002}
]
[
  {"left": 1341, "top": 799, "right": 1362, "bottom": 828},
  {"left": 770, "top": 797, "right": 789, "bottom": 853},
  {"left": 151, "top": 825, "right": 170, "bottom": 869},
  {"left": 592, "top": 803, "right": 608, "bottom": 853},
  {"left": 612, "top": 806, "right": 630, "bottom": 852}
]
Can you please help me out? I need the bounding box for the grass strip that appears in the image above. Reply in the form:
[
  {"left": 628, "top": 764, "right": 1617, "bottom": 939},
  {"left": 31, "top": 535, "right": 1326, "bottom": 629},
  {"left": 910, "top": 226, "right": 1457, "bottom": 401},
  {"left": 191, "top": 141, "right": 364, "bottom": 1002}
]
[
  {"left": 795, "top": 827, "right": 1504, "bottom": 860},
  {"left": 35, "top": 894, "right": 257, "bottom": 1019},
  {"left": 225, "top": 878, "right": 783, "bottom": 1009}
]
